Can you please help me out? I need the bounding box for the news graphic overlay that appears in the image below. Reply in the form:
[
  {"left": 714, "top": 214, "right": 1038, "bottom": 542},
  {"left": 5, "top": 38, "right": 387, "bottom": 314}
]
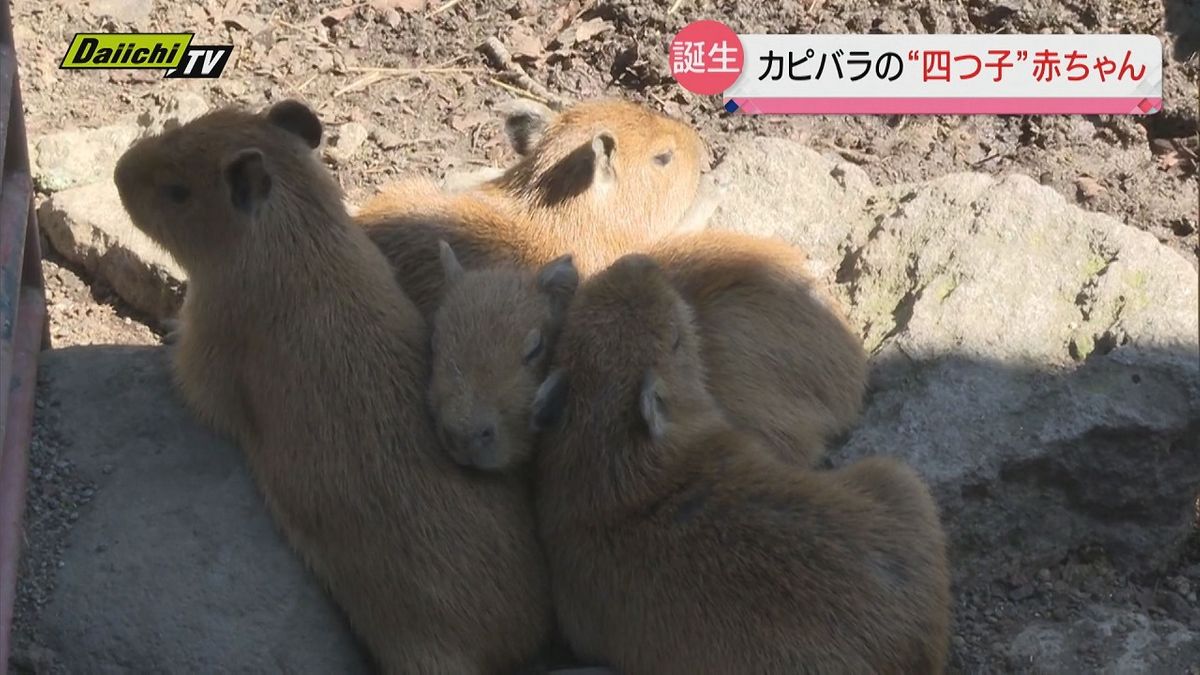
[
  {"left": 669, "top": 25, "right": 1163, "bottom": 115},
  {"left": 60, "top": 33, "right": 234, "bottom": 79},
  {"left": 670, "top": 20, "right": 745, "bottom": 96}
]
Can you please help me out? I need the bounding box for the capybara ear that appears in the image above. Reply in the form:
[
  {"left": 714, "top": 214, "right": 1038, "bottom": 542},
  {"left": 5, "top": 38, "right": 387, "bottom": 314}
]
[
  {"left": 638, "top": 371, "right": 667, "bottom": 442},
  {"left": 500, "top": 98, "right": 556, "bottom": 156},
  {"left": 438, "top": 240, "right": 465, "bottom": 285},
  {"left": 223, "top": 148, "right": 272, "bottom": 214},
  {"left": 590, "top": 131, "right": 616, "bottom": 187},
  {"left": 531, "top": 369, "right": 569, "bottom": 430},
  {"left": 537, "top": 254, "right": 579, "bottom": 314},
  {"left": 267, "top": 99, "right": 323, "bottom": 149}
]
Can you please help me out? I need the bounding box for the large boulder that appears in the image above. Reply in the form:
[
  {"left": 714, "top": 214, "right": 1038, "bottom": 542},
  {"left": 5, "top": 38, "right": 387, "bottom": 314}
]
[
  {"left": 713, "top": 137, "right": 1200, "bottom": 670},
  {"left": 38, "top": 182, "right": 186, "bottom": 321},
  {"left": 708, "top": 136, "right": 875, "bottom": 281},
  {"left": 30, "top": 125, "right": 141, "bottom": 194},
  {"left": 33, "top": 94, "right": 218, "bottom": 322}
]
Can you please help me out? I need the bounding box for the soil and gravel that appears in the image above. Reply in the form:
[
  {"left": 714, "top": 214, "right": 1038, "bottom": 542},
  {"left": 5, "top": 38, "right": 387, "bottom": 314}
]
[{"left": 6, "top": 0, "right": 1198, "bottom": 672}]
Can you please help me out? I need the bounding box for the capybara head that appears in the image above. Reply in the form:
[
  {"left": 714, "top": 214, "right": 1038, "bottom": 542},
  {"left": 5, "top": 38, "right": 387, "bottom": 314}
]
[
  {"left": 113, "top": 99, "right": 333, "bottom": 273},
  {"left": 496, "top": 99, "right": 708, "bottom": 236},
  {"left": 430, "top": 241, "right": 579, "bottom": 471},
  {"left": 531, "top": 253, "right": 711, "bottom": 446}
]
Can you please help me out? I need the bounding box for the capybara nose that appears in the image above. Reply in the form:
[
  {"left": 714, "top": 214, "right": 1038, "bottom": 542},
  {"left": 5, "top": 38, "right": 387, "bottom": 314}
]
[{"left": 471, "top": 425, "right": 496, "bottom": 448}]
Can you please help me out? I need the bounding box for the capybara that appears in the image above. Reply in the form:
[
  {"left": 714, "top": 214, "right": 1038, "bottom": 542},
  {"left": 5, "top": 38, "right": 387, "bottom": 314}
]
[
  {"left": 650, "top": 229, "right": 868, "bottom": 464},
  {"left": 355, "top": 98, "right": 712, "bottom": 319},
  {"left": 113, "top": 100, "right": 553, "bottom": 674},
  {"left": 530, "top": 253, "right": 951, "bottom": 675},
  {"left": 430, "top": 240, "right": 578, "bottom": 471},
  {"left": 427, "top": 228, "right": 867, "bottom": 470}
]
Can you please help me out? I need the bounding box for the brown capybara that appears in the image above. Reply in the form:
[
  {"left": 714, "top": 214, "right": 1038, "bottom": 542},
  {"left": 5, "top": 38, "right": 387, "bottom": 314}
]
[
  {"left": 649, "top": 229, "right": 868, "bottom": 464},
  {"left": 481, "top": 97, "right": 717, "bottom": 255},
  {"left": 113, "top": 100, "right": 553, "bottom": 674},
  {"left": 355, "top": 98, "right": 713, "bottom": 318},
  {"left": 368, "top": 100, "right": 863, "bottom": 468},
  {"left": 430, "top": 240, "right": 578, "bottom": 471},
  {"left": 427, "top": 227, "right": 866, "bottom": 470},
  {"left": 529, "top": 253, "right": 951, "bottom": 675}
]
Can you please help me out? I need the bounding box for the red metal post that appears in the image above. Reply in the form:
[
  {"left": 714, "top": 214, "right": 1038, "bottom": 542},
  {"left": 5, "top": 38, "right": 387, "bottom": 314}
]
[{"left": 0, "top": 0, "right": 48, "bottom": 670}]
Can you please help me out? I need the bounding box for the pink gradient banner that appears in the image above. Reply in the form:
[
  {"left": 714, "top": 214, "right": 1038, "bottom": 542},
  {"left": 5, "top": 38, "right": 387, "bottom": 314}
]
[{"left": 726, "top": 97, "right": 1163, "bottom": 115}]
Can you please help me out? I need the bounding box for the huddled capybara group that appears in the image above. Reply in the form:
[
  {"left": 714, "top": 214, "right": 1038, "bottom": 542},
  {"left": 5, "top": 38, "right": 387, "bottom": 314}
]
[{"left": 114, "top": 96, "right": 950, "bottom": 675}]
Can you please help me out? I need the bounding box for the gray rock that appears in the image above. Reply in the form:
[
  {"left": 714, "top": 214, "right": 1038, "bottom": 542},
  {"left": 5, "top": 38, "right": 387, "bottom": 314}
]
[
  {"left": 842, "top": 172, "right": 1197, "bottom": 359},
  {"left": 137, "top": 91, "right": 210, "bottom": 136},
  {"left": 370, "top": 124, "right": 405, "bottom": 150},
  {"left": 30, "top": 125, "right": 141, "bottom": 193},
  {"left": 1009, "top": 607, "right": 1198, "bottom": 673},
  {"left": 716, "top": 134, "right": 1200, "bottom": 591},
  {"left": 34, "top": 346, "right": 371, "bottom": 673},
  {"left": 710, "top": 136, "right": 875, "bottom": 280},
  {"left": 326, "top": 122, "right": 370, "bottom": 165},
  {"left": 38, "top": 181, "right": 186, "bottom": 320},
  {"left": 825, "top": 170, "right": 1199, "bottom": 573}
]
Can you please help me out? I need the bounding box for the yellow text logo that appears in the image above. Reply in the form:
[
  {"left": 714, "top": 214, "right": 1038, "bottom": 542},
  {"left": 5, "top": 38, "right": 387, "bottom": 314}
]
[{"left": 60, "top": 33, "right": 193, "bottom": 69}]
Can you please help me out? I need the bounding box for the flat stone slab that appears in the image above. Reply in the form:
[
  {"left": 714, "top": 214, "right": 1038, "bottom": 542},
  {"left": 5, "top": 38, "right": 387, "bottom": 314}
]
[{"left": 31, "top": 346, "right": 370, "bottom": 673}]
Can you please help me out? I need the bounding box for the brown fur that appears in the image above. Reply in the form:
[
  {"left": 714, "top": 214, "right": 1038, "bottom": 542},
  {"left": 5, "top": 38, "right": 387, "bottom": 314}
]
[
  {"left": 649, "top": 229, "right": 868, "bottom": 464},
  {"left": 530, "top": 254, "right": 951, "bottom": 675},
  {"left": 356, "top": 178, "right": 549, "bottom": 318},
  {"left": 481, "top": 98, "right": 709, "bottom": 272},
  {"left": 355, "top": 99, "right": 709, "bottom": 317},
  {"left": 428, "top": 227, "right": 866, "bottom": 470},
  {"left": 113, "top": 101, "right": 553, "bottom": 674},
  {"left": 368, "top": 99, "right": 865, "bottom": 470},
  {"left": 430, "top": 242, "right": 578, "bottom": 471}
]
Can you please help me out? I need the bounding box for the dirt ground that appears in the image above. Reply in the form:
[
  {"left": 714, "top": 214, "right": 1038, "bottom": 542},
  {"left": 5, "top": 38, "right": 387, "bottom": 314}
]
[{"left": 6, "top": 0, "right": 1198, "bottom": 672}]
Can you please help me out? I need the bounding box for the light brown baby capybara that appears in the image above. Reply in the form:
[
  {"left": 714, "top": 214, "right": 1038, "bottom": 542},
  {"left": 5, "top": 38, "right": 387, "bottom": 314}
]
[
  {"left": 355, "top": 98, "right": 712, "bottom": 318},
  {"left": 113, "top": 100, "right": 553, "bottom": 674},
  {"left": 384, "top": 101, "right": 865, "bottom": 468},
  {"left": 428, "top": 227, "right": 866, "bottom": 469},
  {"left": 529, "top": 253, "right": 952, "bottom": 675},
  {"left": 430, "top": 240, "right": 578, "bottom": 470}
]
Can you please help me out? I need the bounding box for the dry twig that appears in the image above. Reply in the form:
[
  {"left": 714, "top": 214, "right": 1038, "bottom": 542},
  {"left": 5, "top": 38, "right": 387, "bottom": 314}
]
[
  {"left": 335, "top": 66, "right": 480, "bottom": 97},
  {"left": 344, "top": 66, "right": 481, "bottom": 75},
  {"left": 335, "top": 72, "right": 387, "bottom": 97},
  {"left": 479, "top": 37, "right": 569, "bottom": 109},
  {"left": 487, "top": 78, "right": 554, "bottom": 105},
  {"left": 277, "top": 19, "right": 336, "bottom": 48},
  {"left": 828, "top": 144, "right": 874, "bottom": 164},
  {"left": 293, "top": 72, "right": 321, "bottom": 93},
  {"left": 430, "top": 0, "right": 467, "bottom": 15}
]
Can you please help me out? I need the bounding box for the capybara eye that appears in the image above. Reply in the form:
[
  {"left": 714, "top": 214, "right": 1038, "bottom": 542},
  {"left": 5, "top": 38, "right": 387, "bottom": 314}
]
[
  {"left": 653, "top": 150, "right": 674, "bottom": 167},
  {"left": 162, "top": 184, "right": 191, "bottom": 203},
  {"left": 523, "top": 331, "right": 545, "bottom": 364},
  {"left": 671, "top": 326, "right": 682, "bottom": 352}
]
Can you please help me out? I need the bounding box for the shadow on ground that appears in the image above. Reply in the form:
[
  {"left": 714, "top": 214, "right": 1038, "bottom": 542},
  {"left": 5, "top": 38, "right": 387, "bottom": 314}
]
[
  {"left": 1165, "top": 0, "right": 1199, "bottom": 60},
  {"left": 12, "top": 346, "right": 371, "bottom": 674},
  {"left": 10, "top": 340, "right": 1200, "bottom": 673}
]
